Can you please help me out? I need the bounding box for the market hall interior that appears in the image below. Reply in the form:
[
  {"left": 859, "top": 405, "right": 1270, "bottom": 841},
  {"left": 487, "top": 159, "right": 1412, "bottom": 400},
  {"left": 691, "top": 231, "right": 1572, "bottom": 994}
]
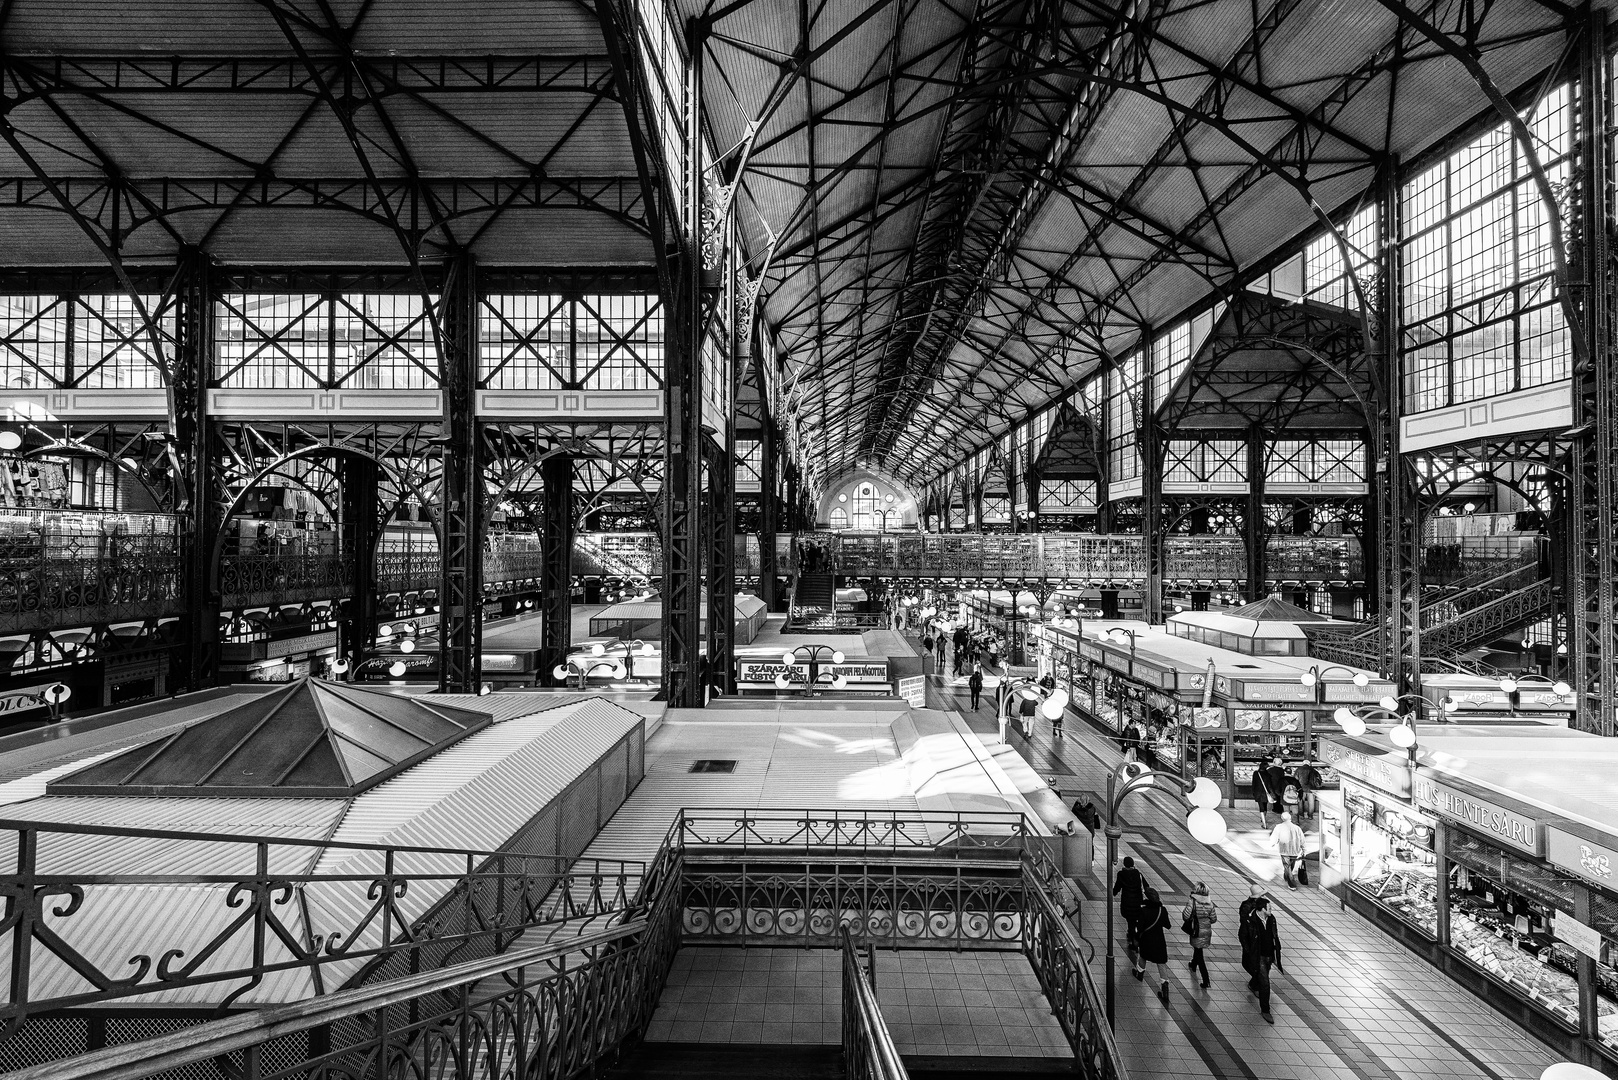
[{"left": 0, "top": 1, "right": 1614, "bottom": 1079}]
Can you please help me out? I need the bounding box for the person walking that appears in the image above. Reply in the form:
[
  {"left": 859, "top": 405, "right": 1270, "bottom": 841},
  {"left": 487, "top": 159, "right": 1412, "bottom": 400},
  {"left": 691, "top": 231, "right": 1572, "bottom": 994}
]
[
  {"left": 1181, "top": 882, "right": 1217, "bottom": 989},
  {"left": 1239, "top": 895, "right": 1284, "bottom": 1023},
  {"left": 967, "top": 662, "right": 984, "bottom": 710},
  {"left": 1270, "top": 811, "right": 1307, "bottom": 889},
  {"left": 1050, "top": 700, "right": 1065, "bottom": 739},
  {"left": 934, "top": 633, "right": 947, "bottom": 668},
  {"left": 1293, "top": 759, "right": 1324, "bottom": 823},
  {"left": 1112, "top": 855, "right": 1147, "bottom": 968},
  {"left": 1133, "top": 886, "right": 1173, "bottom": 1003},
  {"left": 1252, "top": 754, "right": 1284, "bottom": 827},
  {"left": 951, "top": 625, "right": 969, "bottom": 672}
]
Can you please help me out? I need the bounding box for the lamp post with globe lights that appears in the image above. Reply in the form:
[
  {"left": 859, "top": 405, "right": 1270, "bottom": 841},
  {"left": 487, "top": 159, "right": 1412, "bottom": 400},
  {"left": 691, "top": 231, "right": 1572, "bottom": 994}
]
[
  {"left": 593, "top": 638, "right": 655, "bottom": 682},
  {"left": 1093, "top": 625, "right": 1138, "bottom": 675},
  {"left": 1298, "top": 663, "right": 1372, "bottom": 706},
  {"left": 1102, "top": 764, "right": 1226, "bottom": 1028},
  {"left": 1499, "top": 673, "right": 1572, "bottom": 710},
  {"left": 553, "top": 654, "right": 627, "bottom": 690},
  {"left": 995, "top": 677, "right": 1069, "bottom": 743},
  {"left": 777, "top": 644, "right": 846, "bottom": 697},
  {"left": 1330, "top": 692, "right": 1444, "bottom": 768}
]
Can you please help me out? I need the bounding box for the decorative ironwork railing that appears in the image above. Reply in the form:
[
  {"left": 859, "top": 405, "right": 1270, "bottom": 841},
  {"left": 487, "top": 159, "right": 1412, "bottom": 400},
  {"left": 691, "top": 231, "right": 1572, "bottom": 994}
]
[
  {"left": 0, "top": 509, "right": 184, "bottom": 631},
  {"left": 788, "top": 532, "right": 1364, "bottom": 584},
  {"left": 5, "top": 919, "right": 661, "bottom": 1080},
  {"left": 219, "top": 552, "right": 352, "bottom": 607},
  {"left": 1021, "top": 856, "right": 1125, "bottom": 1080},
  {"left": 842, "top": 925, "right": 910, "bottom": 1080},
  {"left": 1422, "top": 579, "right": 1554, "bottom": 657},
  {"left": 0, "top": 817, "right": 647, "bottom": 1031},
  {"left": 16, "top": 807, "right": 1121, "bottom": 1080},
  {"left": 673, "top": 808, "right": 1034, "bottom": 859}
]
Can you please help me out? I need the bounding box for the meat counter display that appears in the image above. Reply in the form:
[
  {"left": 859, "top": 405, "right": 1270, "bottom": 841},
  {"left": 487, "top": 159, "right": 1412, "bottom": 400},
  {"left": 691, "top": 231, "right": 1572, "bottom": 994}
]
[
  {"left": 1447, "top": 825, "right": 1586, "bottom": 1032},
  {"left": 1341, "top": 785, "right": 1439, "bottom": 936}
]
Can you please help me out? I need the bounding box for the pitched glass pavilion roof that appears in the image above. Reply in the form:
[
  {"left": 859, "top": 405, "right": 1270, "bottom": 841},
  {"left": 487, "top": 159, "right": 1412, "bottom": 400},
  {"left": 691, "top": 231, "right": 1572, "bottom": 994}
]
[{"left": 48, "top": 680, "right": 493, "bottom": 798}]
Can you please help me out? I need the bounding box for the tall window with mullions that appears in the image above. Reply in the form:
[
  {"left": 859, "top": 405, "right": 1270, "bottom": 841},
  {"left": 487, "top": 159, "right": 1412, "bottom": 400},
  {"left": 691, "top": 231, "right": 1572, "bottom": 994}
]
[{"left": 1399, "top": 85, "right": 1573, "bottom": 415}]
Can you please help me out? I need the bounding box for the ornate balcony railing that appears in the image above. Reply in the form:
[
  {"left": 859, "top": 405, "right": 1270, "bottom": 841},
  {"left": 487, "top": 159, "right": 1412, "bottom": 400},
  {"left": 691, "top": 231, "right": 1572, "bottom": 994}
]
[
  {"left": 0, "top": 509, "right": 184, "bottom": 631},
  {"left": 0, "top": 817, "right": 648, "bottom": 1039},
  {"left": 842, "top": 925, "right": 910, "bottom": 1080},
  {"left": 790, "top": 531, "right": 1364, "bottom": 584},
  {"left": 219, "top": 551, "right": 352, "bottom": 608}
]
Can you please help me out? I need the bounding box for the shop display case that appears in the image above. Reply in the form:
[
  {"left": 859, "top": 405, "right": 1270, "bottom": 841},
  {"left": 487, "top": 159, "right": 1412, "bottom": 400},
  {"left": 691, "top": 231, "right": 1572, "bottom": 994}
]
[
  {"left": 1343, "top": 789, "right": 1438, "bottom": 935},
  {"left": 1447, "top": 827, "right": 1586, "bottom": 1031}
]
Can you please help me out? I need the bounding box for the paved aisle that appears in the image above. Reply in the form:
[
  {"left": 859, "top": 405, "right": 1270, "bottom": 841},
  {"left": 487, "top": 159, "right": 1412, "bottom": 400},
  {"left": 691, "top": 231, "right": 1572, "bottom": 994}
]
[{"left": 1012, "top": 715, "right": 1563, "bottom": 1080}]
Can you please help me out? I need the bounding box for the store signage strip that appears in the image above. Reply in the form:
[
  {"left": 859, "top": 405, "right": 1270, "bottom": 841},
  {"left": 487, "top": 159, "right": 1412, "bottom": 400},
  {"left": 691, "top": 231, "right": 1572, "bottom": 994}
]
[
  {"left": 1318, "top": 739, "right": 1410, "bottom": 799},
  {"left": 1546, "top": 827, "right": 1618, "bottom": 890},
  {"left": 1413, "top": 777, "right": 1542, "bottom": 856}
]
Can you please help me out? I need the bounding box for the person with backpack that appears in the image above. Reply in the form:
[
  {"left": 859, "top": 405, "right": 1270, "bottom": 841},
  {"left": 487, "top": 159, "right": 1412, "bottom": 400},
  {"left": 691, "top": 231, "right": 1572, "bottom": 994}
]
[
  {"left": 1133, "top": 886, "right": 1173, "bottom": 1004},
  {"left": 967, "top": 662, "right": 984, "bottom": 710},
  {"left": 1181, "top": 881, "right": 1217, "bottom": 989},
  {"left": 1112, "top": 855, "right": 1147, "bottom": 967},
  {"left": 1294, "top": 760, "right": 1324, "bottom": 822},
  {"left": 1238, "top": 895, "right": 1284, "bottom": 1023}
]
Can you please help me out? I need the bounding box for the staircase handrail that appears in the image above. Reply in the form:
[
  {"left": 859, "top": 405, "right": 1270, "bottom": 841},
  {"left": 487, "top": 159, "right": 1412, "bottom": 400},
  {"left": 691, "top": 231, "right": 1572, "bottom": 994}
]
[
  {"left": 1422, "top": 579, "right": 1554, "bottom": 655},
  {"left": 1422, "top": 550, "right": 1539, "bottom": 596},
  {"left": 2, "top": 919, "right": 648, "bottom": 1080},
  {"left": 841, "top": 925, "right": 911, "bottom": 1080},
  {"left": 1020, "top": 861, "right": 1127, "bottom": 1080}
]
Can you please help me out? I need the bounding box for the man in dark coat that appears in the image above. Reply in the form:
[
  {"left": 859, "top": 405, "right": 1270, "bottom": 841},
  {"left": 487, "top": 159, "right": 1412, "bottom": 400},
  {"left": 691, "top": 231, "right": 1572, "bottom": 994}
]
[
  {"left": 967, "top": 663, "right": 984, "bottom": 710},
  {"left": 1239, "top": 895, "right": 1284, "bottom": 1023}
]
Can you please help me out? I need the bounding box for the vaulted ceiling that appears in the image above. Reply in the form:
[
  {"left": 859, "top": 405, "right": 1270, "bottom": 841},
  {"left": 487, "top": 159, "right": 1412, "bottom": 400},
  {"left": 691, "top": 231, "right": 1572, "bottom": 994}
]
[{"left": 693, "top": 0, "right": 1589, "bottom": 486}]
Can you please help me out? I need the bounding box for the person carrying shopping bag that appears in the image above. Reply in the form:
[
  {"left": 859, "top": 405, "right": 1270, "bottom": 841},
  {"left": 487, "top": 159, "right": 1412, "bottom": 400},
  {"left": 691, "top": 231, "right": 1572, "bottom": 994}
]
[{"left": 1181, "top": 881, "right": 1217, "bottom": 989}]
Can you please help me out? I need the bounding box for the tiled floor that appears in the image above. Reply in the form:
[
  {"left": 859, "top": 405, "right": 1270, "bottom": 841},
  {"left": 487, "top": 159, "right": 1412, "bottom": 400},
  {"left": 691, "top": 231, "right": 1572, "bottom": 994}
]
[
  {"left": 643, "top": 946, "right": 1072, "bottom": 1061},
  {"left": 1007, "top": 707, "right": 1567, "bottom": 1080}
]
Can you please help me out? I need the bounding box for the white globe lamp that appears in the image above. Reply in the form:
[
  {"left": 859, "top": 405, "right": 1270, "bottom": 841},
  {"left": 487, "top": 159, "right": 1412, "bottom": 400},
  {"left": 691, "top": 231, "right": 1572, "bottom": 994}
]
[
  {"left": 1188, "top": 777, "right": 1222, "bottom": 809},
  {"left": 1187, "top": 807, "right": 1227, "bottom": 845},
  {"left": 1389, "top": 723, "right": 1417, "bottom": 748}
]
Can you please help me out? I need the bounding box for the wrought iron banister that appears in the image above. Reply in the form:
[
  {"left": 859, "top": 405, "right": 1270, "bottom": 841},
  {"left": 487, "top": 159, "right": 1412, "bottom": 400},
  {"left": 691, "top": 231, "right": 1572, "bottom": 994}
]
[
  {"left": 841, "top": 926, "right": 910, "bottom": 1080},
  {"left": 0, "top": 816, "right": 648, "bottom": 1024},
  {"left": 0, "top": 919, "right": 649, "bottom": 1080},
  {"left": 1020, "top": 861, "right": 1125, "bottom": 1080},
  {"left": 1422, "top": 579, "right": 1554, "bottom": 656}
]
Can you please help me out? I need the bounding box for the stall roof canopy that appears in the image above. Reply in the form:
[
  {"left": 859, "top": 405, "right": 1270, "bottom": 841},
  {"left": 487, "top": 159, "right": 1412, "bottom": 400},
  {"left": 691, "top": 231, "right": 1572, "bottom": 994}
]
[{"left": 48, "top": 679, "right": 492, "bottom": 798}]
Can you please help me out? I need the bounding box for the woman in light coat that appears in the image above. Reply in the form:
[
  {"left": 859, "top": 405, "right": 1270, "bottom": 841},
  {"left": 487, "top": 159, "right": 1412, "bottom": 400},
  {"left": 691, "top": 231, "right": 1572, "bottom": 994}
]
[{"left": 1182, "top": 880, "right": 1217, "bottom": 989}]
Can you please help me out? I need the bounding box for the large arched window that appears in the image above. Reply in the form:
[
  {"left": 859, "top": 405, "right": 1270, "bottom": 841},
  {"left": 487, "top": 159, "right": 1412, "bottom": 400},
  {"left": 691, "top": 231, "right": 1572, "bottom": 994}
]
[
  {"left": 853, "top": 482, "right": 880, "bottom": 529},
  {"left": 829, "top": 507, "right": 848, "bottom": 529}
]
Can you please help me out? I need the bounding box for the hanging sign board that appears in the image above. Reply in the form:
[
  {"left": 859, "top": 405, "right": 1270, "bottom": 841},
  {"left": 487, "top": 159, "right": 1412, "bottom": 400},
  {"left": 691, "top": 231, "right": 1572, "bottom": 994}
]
[{"left": 1319, "top": 739, "right": 1411, "bottom": 799}]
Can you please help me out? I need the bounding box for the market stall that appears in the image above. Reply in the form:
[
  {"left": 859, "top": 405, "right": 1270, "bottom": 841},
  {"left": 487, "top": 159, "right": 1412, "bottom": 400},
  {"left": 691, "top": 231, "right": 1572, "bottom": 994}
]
[
  {"left": 1038, "top": 619, "right": 1388, "bottom": 804},
  {"left": 1318, "top": 728, "right": 1618, "bottom": 1071}
]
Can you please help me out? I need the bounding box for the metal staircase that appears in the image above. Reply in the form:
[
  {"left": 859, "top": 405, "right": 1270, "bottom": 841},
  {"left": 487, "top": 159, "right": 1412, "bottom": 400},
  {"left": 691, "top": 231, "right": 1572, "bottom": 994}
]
[
  {"left": 1308, "top": 551, "right": 1553, "bottom": 671},
  {"left": 787, "top": 572, "right": 838, "bottom": 631}
]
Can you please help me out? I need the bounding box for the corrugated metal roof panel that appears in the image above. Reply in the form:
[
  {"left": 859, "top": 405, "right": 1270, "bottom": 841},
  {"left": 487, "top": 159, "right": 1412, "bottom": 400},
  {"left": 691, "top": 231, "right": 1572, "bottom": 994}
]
[
  {"left": 0, "top": 797, "right": 345, "bottom": 875},
  {"left": 297, "top": 697, "right": 646, "bottom": 994}
]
